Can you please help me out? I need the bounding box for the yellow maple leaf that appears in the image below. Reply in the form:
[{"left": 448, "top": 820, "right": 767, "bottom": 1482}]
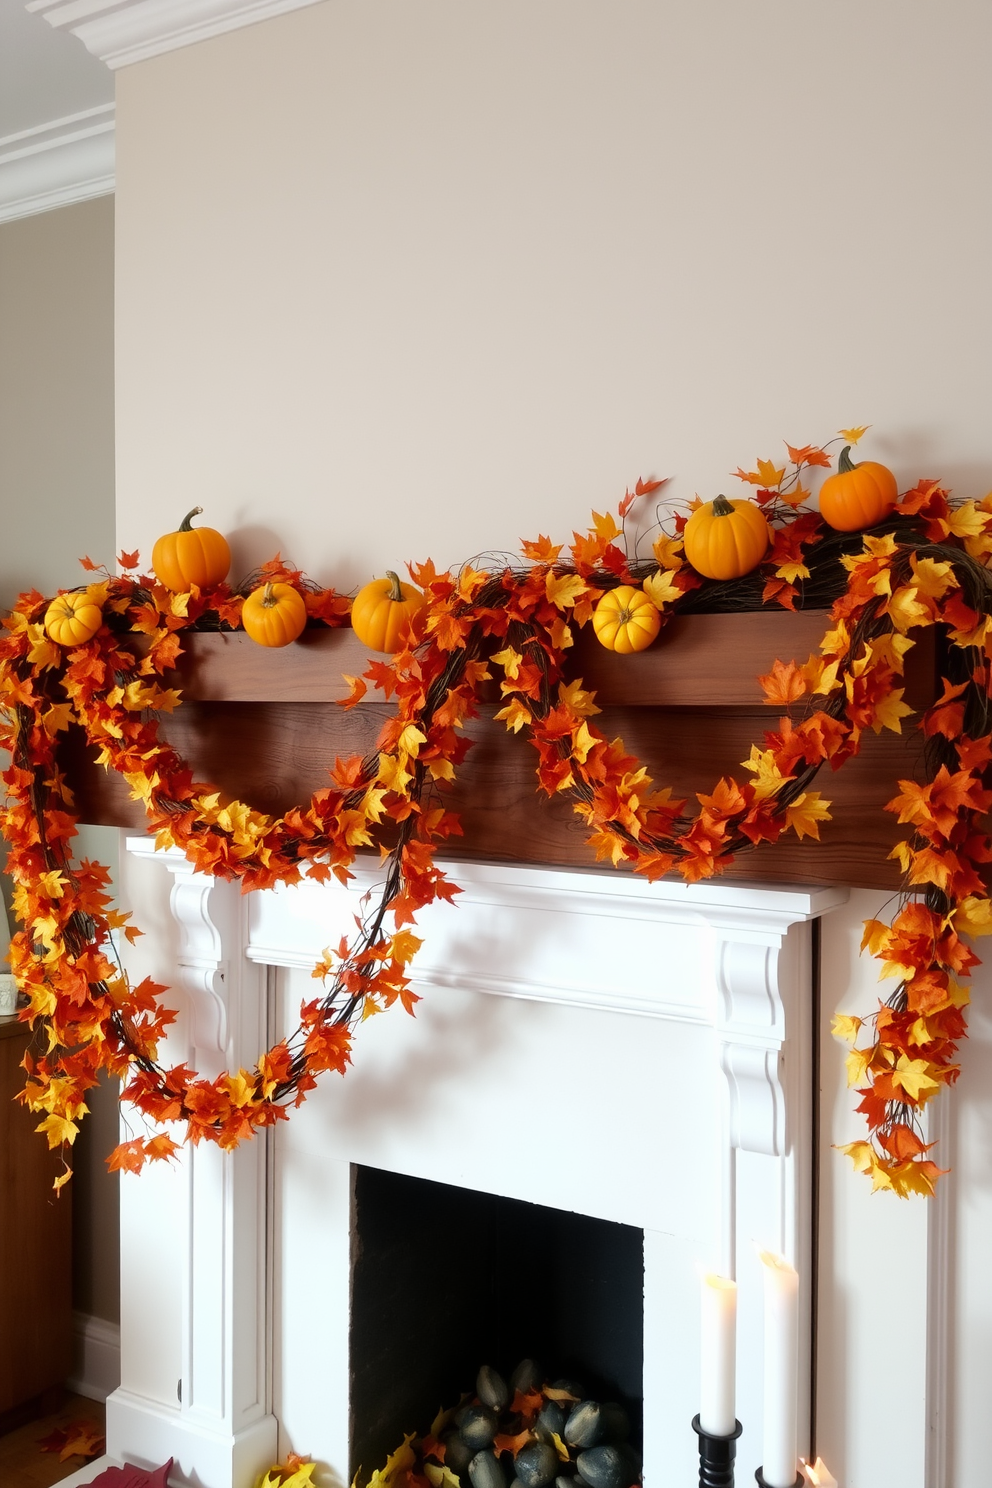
[
  {"left": 886, "top": 586, "right": 929, "bottom": 634},
  {"left": 225, "top": 1070, "right": 257, "bottom": 1108},
  {"left": 494, "top": 697, "right": 532, "bottom": 733},
  {"left": 784, "top": 791, "right": 831, "bottom": 840},
  {"left": 571, "top": 720, "right": 597, "bottom": 764},
  {"left": 377, "top": 752, "right": 413, "bottom": 794},
  {"left": 867, "top": 631, "right": 915, "bottom": 673},
  {"left": 831, "top": 1014, "right": 863, "bottom": 1044},
  {"left": 394, "top": 724, "right": 425, "bottom": 758},
  {"left": 36, "top": 1113, "right": 80, "bottom": 1148},
  {"left": 37, "top": 870, "right": 66, "bottom": 900},
  {"left": 945, "top": 500, "right": 989, "bottom": 540},
  {"left": 651, "top": 533, "right": 685, "bottom": 570},
  {"left": 910, "top": 554, "right": 958, "bottom": 601},
  {"left": 860, "top": 918, "right": 892, "bottom": 956},
  {"left": 818, "top": 618, "right": 850, "bottom": 658},
  {"left": 838, "top": 1139, "right": 875, "bottom": 1173},
  {"left": 491, "top": 646, "right": 523, "bottom": 680},
  {"left": 736, "top": 457, "right": 786, "bottom": 488},
  {"left": 838, "top": 425, "right": 870, "bottom": 444},
  {"left": 558, "top": 678, "right": 601, "bottom": 717},
  {"left": 845, "top": 1045, "right": 875, "bottom": 1087},
  {"left": 26, "top": 624, "right": 62, "bottom": 671},
  {"left": 545, "top": 571, "right": 588, "bottom": 610},
  {"left": 801, "top": 655, "right": 840, "bottom": 695},
  {"left": 41, "top": 702, "right": 74, "bottom": 736},
  {"left": 641, "top": 569, "right": 681, "bottom": 608},
  {"left": 871, "top": 687, "right": 914, "bottom": 734},
  {"left": 953, "top": 896, "right": 992, "bottom": 938},
  {"left": 776, "top": 559, "right": 811, "bottom": 584},
  {"left": 891, "top": 1054, "right": 940, "bottom": 1103},
  {"left": 741, "top": 745, "right": 793, "bottom": 801},
  {"left": 427, "top": 757, "right": 455, "bottom": 782},
  {"left": 591, "top": 509, "right": 622, "bottom": 542},
  {"left": 425, "top": 1467, "right": 462, "bottom": 1488},
  {"left": 389, "top": 930, "right": 423, "bottom": 963}
]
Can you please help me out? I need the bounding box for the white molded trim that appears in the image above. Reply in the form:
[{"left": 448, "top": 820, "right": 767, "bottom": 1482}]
[
  {"left": 67, "top": 1310, "right": 121, "bottom": 1403},
  {"left": 0, "top": 104, "right": 113, "bottom": 224},
  {"left": 28, "top": 0, "right": 326, "bottom": 70}
]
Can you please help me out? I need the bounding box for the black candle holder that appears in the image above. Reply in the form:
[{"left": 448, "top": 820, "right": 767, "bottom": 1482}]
[
  {"left": 754, "top": 1471, "right": 804, "bottom": 1487},
  {"left": 692, "top": 1415, "right": 743, "bottom": 1487}
]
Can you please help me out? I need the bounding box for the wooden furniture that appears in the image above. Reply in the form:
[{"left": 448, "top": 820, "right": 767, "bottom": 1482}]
[
  {"left": 0, "top": 1015, "right": 72, "bottom": 1427},
  {"left": 61, "top": 611, "right": 938, "bottom": 889}
]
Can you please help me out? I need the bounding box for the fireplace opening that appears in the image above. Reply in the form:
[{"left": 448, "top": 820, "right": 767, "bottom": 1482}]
[{"left": 350, "top": 1165, "right": 644, "bottom": 1481}]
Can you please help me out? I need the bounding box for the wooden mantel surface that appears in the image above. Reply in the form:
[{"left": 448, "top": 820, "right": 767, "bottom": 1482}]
[{"left": 63, "top": 611, "right": 937, "bottom": 891}]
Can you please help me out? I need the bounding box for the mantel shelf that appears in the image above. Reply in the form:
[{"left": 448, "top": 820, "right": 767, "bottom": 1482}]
[{"left": 63, "top": 610, "right": 937, "bottom": 891}]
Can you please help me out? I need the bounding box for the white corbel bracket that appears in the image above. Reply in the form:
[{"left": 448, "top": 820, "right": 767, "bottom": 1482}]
[
  {"left": 126, "top": 838, "right": 232, "bottom": 1058},
  {"left": 707, "top": 892, "right": 847, "bottom": 1158}
]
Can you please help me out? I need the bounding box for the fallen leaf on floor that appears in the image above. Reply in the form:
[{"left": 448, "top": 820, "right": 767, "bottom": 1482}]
[{"left": 37, "top": 1418, "right": 106, "bottom": 1461}]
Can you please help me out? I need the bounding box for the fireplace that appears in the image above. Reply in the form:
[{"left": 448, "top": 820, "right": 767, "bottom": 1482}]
[
  {"left": 349, "top": 1166, "right": 644, "bottom": 1479},
  {"left": 96, "top": 839, "right": 846, "bottom": 1488}
]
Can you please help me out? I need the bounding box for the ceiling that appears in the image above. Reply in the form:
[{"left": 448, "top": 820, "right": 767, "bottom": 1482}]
[{"left": 0, "top": 0, "right": 112, "bottom": 142}]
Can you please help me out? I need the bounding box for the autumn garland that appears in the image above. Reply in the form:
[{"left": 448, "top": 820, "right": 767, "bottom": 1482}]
[{"left": 3, "top": 442, "right": 992, "bottom": 1198}]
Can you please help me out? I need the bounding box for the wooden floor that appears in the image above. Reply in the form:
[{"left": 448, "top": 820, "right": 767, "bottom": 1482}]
[{"left": 0, "top": 1395, "right": 106, "bottom": 1488}]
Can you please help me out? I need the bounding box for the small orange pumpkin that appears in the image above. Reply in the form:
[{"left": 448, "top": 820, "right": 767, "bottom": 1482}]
[
  {"left": 683, "top": 495, "right": 770, "bottom": 581},
  {"left": 592, "top": 585, "right": 661, "bottom": 654},
  {"left": 241, "top": 581, "right": 307, "bottom": 647},
  {"left": 818, "top": 446, "right": 897, "bottom": 532},
  {"left": 44, "top": 589, "right": 103, "bottom": 647},
  {"left": 152, "top": 507, "right": 231, "bottom": 592},
  {"left": 351, "top": 571, "right": 426, "bottom": 653}
]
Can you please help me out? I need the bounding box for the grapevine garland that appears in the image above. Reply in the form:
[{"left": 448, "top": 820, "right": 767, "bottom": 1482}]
[{"left": 3, "top": 430, "right": 992, "bottom": 1199}]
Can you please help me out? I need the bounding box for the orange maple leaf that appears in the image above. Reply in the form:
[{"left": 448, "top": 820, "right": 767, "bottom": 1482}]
[
  {"left": 758, "top": 658, "right": 806, "bottom": 706},
  {"left": 520, "top": 535, "right": 563, "bottom": 563}
]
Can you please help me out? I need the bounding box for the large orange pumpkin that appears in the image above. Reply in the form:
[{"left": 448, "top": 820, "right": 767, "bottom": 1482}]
[
  {"left": 818, "top": 446, "right": 897, "bottom": 532},
  {"left": 592, "top": 586, "right": 661, "bottom": 653},
  {"left": 152, "top": 507, "right": 231, "bottom": 592},
  {"left": 44, "top": 589, "right": 103, "bottom": 647},
  {"left": 683, "top": 496, "right": 770, "bottom": 580},
  {"left": 241, "top": 582, "right": 307, "bottom": 647},
  {"left": 351, "top": 572, "right": 426, "bottom": 653}
]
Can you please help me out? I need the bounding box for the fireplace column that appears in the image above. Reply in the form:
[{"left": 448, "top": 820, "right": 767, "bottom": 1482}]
[{"left": 105, "top": 839, "right": 278, "bottom": 1488}]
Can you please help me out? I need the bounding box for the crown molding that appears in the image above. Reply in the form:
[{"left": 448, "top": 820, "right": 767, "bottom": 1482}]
[
  {"left": 0, "top": 104, "right": 114, "bottom": 224},
  {"left": 27, "top": 0, "right": 326, "bottom": 69}
]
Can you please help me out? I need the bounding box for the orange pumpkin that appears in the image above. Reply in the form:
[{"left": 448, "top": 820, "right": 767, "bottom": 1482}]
[
  {"left": 351, "top": 571, "right": 426, "bottom": 653},
  {"left": 241, "top": 581, "right": 307, "bottom": 647},
  {"left": 592, "top": 586, "right": 661, "bottom": 654},
  {"left": 683, "top": 495, "right": 770, "bottom": 580},
  {"left": 818, "top": 446, "right": 897, "bottom": 532},
  {"left": 45, "top": 589, "right": 103, "bottom": 647},
  {"left": 152, "top": 507, "right": 231, "bottom": 592}
]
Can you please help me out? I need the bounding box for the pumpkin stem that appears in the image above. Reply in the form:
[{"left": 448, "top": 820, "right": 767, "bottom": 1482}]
[
  {"left": 262, "top": 582, "right": 276, "bottom": 607},
  {"left": 179, "top": 506, "right": 204, "bottom": 532},
  {"left": 385, "top": 570, "right": 404, "bottom": 602},
  {"left": 837, "top": 446, "right": 858, "bottom": 474},
  {"left": 711, "top": 494, "right": 735, "bottom": 517}
]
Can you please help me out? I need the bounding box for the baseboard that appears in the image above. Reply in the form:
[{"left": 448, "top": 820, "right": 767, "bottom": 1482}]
[{"left": 67, "top": 1310, "right": 121, "bottom": 1403}]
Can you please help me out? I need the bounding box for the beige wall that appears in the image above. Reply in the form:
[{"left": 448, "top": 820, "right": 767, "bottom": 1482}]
[
  {"left": 0, "top": 195, "right": 120, "bottom": 1325},
  {"left": 111, "top": 4, "right": 992, "bottom": 1482}
]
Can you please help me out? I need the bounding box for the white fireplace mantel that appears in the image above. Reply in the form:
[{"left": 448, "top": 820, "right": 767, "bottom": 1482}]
[{"left": 71, "top": 840, "right": 847, "bottom": 1488}]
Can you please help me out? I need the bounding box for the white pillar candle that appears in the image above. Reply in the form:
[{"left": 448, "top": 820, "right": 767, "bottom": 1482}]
[
  {"left": 699, "top": 1271, "right": 737, "bottom": 1437},
  {"left": 759, "top": 1250, "right": 800, "bottom": 1487}
]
